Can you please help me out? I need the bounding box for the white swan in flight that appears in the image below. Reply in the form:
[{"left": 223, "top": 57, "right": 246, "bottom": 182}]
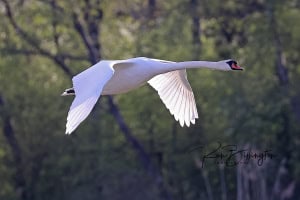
[{"left": 62, "top": 57, "right": 243, "bottom": 134}]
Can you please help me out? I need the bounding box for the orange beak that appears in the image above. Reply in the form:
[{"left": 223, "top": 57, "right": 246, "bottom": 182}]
[{"left": 232, "top": 63, "right": 243, "bottom": 70}]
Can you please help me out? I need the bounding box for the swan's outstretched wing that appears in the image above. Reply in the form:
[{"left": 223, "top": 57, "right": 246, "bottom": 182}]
[
  {"left": 66, "top": 61, "right": 115, "bottom": 134},
  {"left": 148, "top": 70, "right": 198, "bottom": 127}
]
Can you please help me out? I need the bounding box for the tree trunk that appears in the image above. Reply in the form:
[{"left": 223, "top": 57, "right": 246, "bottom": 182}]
[
  {"left": 267, "top": 0, "right": 291, "bottom": 166},
  {"left": 0, "top": 94, "right": 28, "bottom": 200},
  {"left": 190, "top": 0, "right": 201, "bottom": 59},
  {"left": 148, "top": 0, "right": 156, "bottom": 19}
]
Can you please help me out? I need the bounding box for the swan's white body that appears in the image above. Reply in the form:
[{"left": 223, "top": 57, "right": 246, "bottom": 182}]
[{"left": 64, "top": 57, "right": 242, "bottom": 134}]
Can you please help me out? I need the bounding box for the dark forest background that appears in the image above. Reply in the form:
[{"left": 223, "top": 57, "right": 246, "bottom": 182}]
[{"left": 0, "top": 0, "right": 299, "bottom": 199}]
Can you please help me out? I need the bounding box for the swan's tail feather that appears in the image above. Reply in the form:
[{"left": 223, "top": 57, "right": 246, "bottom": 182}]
[{"left": 61, "top": 88, "right": 75, "bottom": 96}]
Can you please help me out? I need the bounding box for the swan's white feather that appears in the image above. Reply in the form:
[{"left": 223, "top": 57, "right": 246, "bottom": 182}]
[
  {"left": 65, "top": 61, "right": 116, "bottom": 134},
  {"left": 148, "top": 70, "right": 198, "bottom": 127}
]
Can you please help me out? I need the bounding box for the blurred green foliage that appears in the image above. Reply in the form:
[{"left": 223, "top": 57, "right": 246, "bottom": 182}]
[{"left": 0, "top": 0, "right": 299, "bottom": 200}]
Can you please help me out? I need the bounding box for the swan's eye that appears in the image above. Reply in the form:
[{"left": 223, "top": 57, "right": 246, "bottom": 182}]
[{"left": 226, "top": 60, "right": 234, "bottom": 66}]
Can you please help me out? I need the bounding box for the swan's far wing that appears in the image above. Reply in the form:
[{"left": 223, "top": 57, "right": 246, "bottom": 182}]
[
  {"left": 148, "top": 70, "right": 198, "bottom": 127},
  {"left": 65, "top": 61, "right": 115, "bottom": 134}
]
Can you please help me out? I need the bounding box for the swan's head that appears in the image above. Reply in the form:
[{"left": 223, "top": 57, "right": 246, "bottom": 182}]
[
  {"left": 225, "top": 59, "right": 243, "bottom": 71},
  {"left": 216, "top": 59, "right": 243, "bottom": 71}
]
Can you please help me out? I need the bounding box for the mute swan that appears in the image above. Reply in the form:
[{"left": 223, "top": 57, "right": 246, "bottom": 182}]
[{"left": 62, "top": 57, "right": 243, "bottom": 134}]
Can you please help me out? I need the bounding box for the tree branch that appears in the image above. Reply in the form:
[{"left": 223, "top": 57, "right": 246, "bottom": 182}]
[
  {"left": 267, "top": 1, "right": 292, "bottom": 170},
  {"left": 107, "top": 96, "right": 154, "bottom": 172},
  {"left": 72, "top": 12, "right": 98, "bottom": 63},
  {"left": 1, "top": 0, "right": 73, "bottom": 77},
  {"left": 0, "top": 48, "right": 89, "bottom": 61},
  {"left": 0, "top": 94, "right": 28, "bottom": 200},
  {"left": 50, "top": 0, "right": 60, "bottom": 50},
  {"left": 190, "top": 0, "right": 201, "bottom": 59},
  {"left": 267, "top": 3, "right": 289, "bottom": 86},
  {"left": 38, "top": 0, "right": 65, "bottom": 13}
]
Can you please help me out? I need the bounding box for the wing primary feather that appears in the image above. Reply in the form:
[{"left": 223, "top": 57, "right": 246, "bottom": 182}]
[
  {"left": 189, "top": 93, "right": 195, "bottom": 122},
  {"left": 148, "top": 70, "right": 198, "bottom": 127},
  {"left": 153, "top": 78, "right": 166, "bottom": 90},
  {"left": 65, "top": 61, "right": 117, "bottom": 134},
  {"left": 191, "top": 93, "right": 198, "bottom": 119},
  {"left": 159, "top": 83, "right": 173, "bottom": 99},
  {"left": 179, "top": 90, "right": 186, "bottom": 127},
  {"left": 172, "top": 76, "right": 183, "bottom": 112},
  {"left": 157, "top": 74, "right": 173, "bottom": 88},
  {"left": 176, "top": 86, "right": 184, "bottom": 125},
  {"left": 185, "top": 91, "right": 191, "bottom": 127},
  {"left": 194, "top": 97, "right": 199, "bottom": 118},
  {"left": 181, "top": 90, "right": 188, "bottom": 126},
  {"left": 66, "top": 97, "right": 97, "bottom": 134},
  {"left": 162, "top": 77, "right": 179, "bottom": 106},
  {"left": 165, "top": 81, "right": 180, "bottom": 110},
  {"left": 174, "top": 86, "right": 183, "bottom": 121},
  {"left": 159, "top": 75, "right": 176, "bottom": 95}
]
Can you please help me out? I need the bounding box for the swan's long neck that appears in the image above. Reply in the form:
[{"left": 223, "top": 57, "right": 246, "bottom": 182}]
[
  {"left": 159, "top": 61, "right": 230, "bottom": 72},
  {"left": 170, "top": 61, "right": 228, "bottom": 71}
]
